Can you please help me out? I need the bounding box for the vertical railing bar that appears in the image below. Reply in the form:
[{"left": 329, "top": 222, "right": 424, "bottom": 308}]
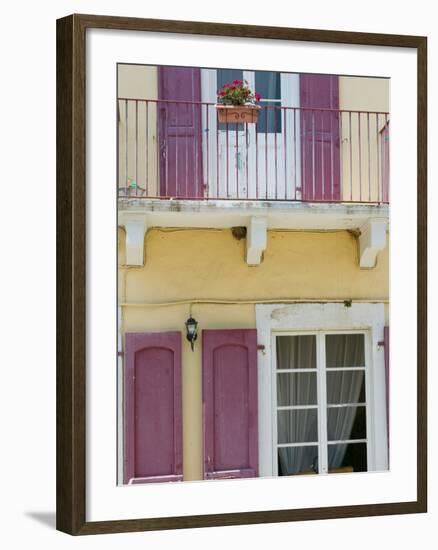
[
  {"left": 294, "top": 108, "right": 297, "bottom": 201},
  {"left": 265, "top": 107, "right": 268, "bottom": 199},
  {"left": 185, "top": 101, "right": 189, "bottom": 198},
  {"left": 367, "top": 112, "right": 371, "bottom": 201},
  {"left": 194, "top": 101, "right": 198, "bottom": 197},
  {"left": 321, "top": 109, "right": 324, "bottom": 200},
  {"left": 376, "top": 113, "right": 380, "bottom": 203},
  {"left": 349, "top": 111, "right": 353, "bottom": 202},
  {"left": 255, "top": 114, "right": 259, "bottom": 200},
  {"left": 226, "top": 121, "right": 229, "bottom": 198},
  {"left": 302, "top": 109, "right": 306, "bottom": 203},
  {"left": 206, "top": 103, "right": 209, "bottom": 199},
  {"left": 284, "top": 108, "right": 287, "bottom": 200},
  {"left": 331, "top": 110, "right": 334, "bottom": 201},
  {"left": 157, "top": 102, "right": 160, "bottom": 198},
  {"left": 145, "top": 100, "right": 149, "bottom": 196},
  {"left": 168, "top": 101, "right": 172, "bottom": 197},
  {"left": 312, "top": 110, "right": 316, "bottom": 200},
  {"left": 246, "top": 120, "right": 249, "bottom": 199},
  {"left": 338, "top": 112, "right": 342, "bottom": 202},
  {"left": 274, "top": 106, "right": 278, "bottom": 200},
  {"left": 236, "top": 123, "right": 239, "bottom": 199},
  {"left": 216, "top": 109, "right": 220, "bottom": 199},
  {"left": 124, "top": 99, "right": 128, "bottom": 194},
  {"left": 358, "top": 112, "right": 362, "bottom": 202},
  {"left": 135, "top": 100, "right": 138, "bottom": 196},
  {"left": 385, "top": 113, "right": 389, "bottom": 203}
]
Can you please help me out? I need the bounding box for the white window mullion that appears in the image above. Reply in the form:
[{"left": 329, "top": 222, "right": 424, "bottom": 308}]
[
  {"left": 317, "top": 333, "right": 329, "bottom": 474},
  {"left": 364, "top": 331, "right": 376, "bottom": 471}
]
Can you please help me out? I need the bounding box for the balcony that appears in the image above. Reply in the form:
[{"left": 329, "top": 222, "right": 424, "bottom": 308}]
[{"left": 118, "top": 99, "right": 389, "bottom": 267}]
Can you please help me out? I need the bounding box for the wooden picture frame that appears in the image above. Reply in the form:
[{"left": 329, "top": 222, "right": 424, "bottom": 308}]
[{"left": 56, "top": 13, "right": 427, "bottom": 535}]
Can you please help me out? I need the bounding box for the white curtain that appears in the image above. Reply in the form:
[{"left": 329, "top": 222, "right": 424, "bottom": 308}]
[
  {"left": 276, "top": 334, "right": 366, "bottom": 475},
  {"left": 276, "top": 336, "right": 318, "bottom": 474},
  {"left": 326, "top": 334, "right": 365, "bottom": 469}
]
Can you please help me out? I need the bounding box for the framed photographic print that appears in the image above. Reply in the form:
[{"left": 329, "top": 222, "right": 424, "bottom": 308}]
[{"left": 56, "top": 14, "right": 427, "bottom": 535}]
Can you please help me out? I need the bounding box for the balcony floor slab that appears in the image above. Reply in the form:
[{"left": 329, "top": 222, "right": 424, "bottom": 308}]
[{"left": 118, "top": 198, "right": 389, "bottom": 231}]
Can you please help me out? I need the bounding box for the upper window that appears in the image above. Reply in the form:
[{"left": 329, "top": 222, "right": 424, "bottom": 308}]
[
  {"left": 275, "top": 332, "right": 368, "bottom": 476},
  {"left": 255, "top": 71, "right": 282, "bottom": 134}
]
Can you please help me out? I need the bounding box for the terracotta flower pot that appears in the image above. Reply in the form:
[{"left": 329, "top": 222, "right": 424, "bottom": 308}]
[{"left": 216, "top": 104, "right": 260, "bottom": 124}]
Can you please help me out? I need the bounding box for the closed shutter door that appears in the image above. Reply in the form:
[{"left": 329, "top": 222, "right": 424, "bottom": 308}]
[
  {"left": 300, "top": 74, "right": 341, "bottom": 201},
  {"left": 158, "top": 66, "right": 203, "bottom": 198},
  {"left": 202, "top": 329, "right": 258, "bottom": 479},
  {"left": 124, "top": 332, "right": 182, "bottom": 484}
]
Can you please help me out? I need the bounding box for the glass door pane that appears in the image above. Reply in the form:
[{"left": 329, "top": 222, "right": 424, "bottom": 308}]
[
  {"left": 276, "top": 335, "right": 320, "bottom": 476},
  {"left": 325, "top": 333, "right": 368, "bottom": 474}
]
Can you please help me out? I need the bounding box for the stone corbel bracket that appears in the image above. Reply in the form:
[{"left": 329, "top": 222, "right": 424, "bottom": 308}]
[
  {"left": 119, "top": 212, "right": 148, "bottom": 266},
  {"left": 358, "top": 219, "right": 388, "bottom": 269},
  {"left": 246, "top": 216, "right": 267, "bottom": 266}
]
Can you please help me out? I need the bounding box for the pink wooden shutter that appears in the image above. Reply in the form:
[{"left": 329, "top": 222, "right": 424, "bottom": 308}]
[
  {"left": 384, "top": 326, "right": 390, "bottom": 439},
  {"left": 300, "top": 74, "right": 341, "bottom": 201},
  {"left": 124, "top": 332, "right": 182, "bottom": 484},
  {"left": 158, "top": 66, "right": 203, "bottom": 198},
  {"left": 202, "top": 329, "right": 258, "bottom": 480}
]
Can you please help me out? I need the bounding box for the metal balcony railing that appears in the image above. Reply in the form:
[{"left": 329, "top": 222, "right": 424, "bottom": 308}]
[{"left": 118, "top": 98, "right": 389, "bottom": 204}]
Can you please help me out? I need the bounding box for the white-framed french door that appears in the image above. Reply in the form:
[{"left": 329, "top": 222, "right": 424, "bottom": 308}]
[
  {"left": 255, "top": 303, "right": 389, "bottom": 479},
  {"left": 201, "top": 69, "right": 301, "bottom": 200},
  {"left": 271, "top": 329, "right": 376, "bottom": 477}
]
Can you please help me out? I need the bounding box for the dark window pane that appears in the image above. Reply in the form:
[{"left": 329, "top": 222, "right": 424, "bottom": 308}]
[
  {"left": 328, "top": 442, "right": 367, "bottom": 473},
  {"left": 277, "top": 409, "right": 318, "bottom": 444},
  {"left": 326, "top": 370, "right": 366, "bottom": 404},
  {"left": 325, "top": 334, "right": 365, "bottom": 367},
  {"left": 257, "top": 102, "right": 282, "bottom": 133},
  {"left": 277, "top": 372, "right": 318, "bottom": 406},
  {"left": 217, "top": 68, "right": 244, "bottom": 132},
  {"left": 255, "top": 71, "right": 281, "bottom": 100},
  {"left": 278, "top": 446, "right": 319, "bottom": 476},
  {"left": 276, "top": 335, "right": 316, "bottom": 370},
  {"left": 327, "top": 405, "right": 367, "bottom": 441}
]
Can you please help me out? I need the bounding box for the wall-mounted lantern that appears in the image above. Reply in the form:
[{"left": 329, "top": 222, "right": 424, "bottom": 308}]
[{"left": 185, "top": 316, "right": 198, "bottom": 352}]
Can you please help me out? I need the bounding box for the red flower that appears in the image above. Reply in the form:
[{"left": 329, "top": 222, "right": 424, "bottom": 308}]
[
  {"left": 255, "top": 93, "right": 262, "bottom": 101},
  {"left": 218, "top": 90, "right": 226, "bottom": 96},
  {"left": 233, "top": 79, "right": 243, "bottom": 85},
  {"left": 229, "top": 85, "right": 236, "bottom": 90}
]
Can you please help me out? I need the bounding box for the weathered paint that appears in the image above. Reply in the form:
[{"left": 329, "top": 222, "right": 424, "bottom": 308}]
[
  {"left": 124, "top": 332, "right": 182, "bottom": 484},
  {"left": 202, "top": 329, "right": 258, "bottom": 479},
  {"left": 119, "top": 227, "right": 389, "bottom": 481}
]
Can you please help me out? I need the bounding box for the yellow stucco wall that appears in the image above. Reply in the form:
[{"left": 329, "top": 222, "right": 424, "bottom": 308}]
[
  {"left": 118, "top": 227, "right": 389, "bottom": 481},
  {"left": 339, "top": 77, "right": 389, "bottom": 202},
  {"left": 118, "top": 64, "right": 158, "bottom": 196}
]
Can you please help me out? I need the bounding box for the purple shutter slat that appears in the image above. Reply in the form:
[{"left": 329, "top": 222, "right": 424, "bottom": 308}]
[
  {"left": 384, "top": 326, "right": 390, "bottom": 441},
  {"left": 158, "top": 67, "right": 203, "bottom": 198},
  {"left": 300, "top": 74, "right": 341, "bottom": 201},
  {"left": 124, "top": 332, "right": 182, "bottom": 484},
  {"left": 202, "top": 329, "right": 258, "bottom": 480}
]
